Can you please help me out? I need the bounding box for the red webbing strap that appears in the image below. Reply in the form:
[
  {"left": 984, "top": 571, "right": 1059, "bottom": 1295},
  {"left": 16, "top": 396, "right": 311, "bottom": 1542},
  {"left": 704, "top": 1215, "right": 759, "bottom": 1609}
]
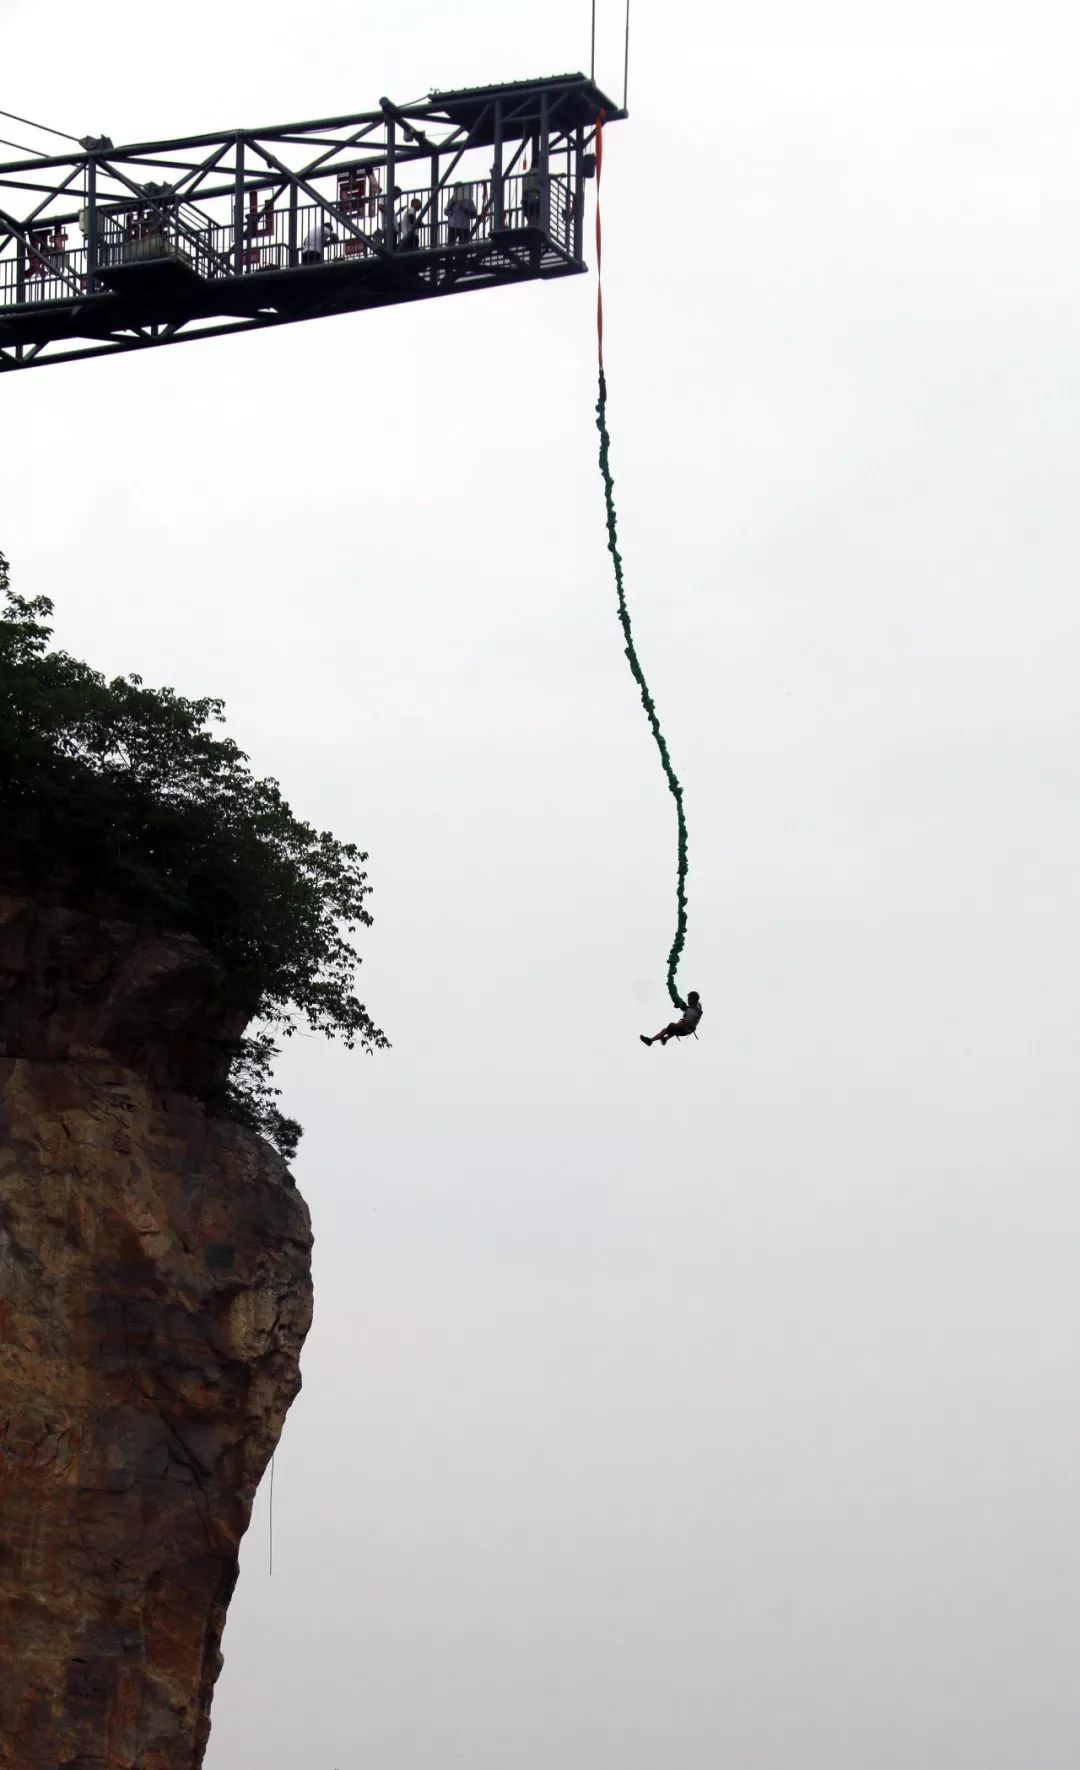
[{"left": 595, "top": 112, "right": 604, "bottom": 366}]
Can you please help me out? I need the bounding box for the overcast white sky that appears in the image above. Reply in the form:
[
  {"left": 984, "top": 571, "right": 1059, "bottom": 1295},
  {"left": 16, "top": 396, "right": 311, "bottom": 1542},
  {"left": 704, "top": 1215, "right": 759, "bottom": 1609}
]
[{"left": 3, "top": 0, "right": 1080, "bottom": 1764}]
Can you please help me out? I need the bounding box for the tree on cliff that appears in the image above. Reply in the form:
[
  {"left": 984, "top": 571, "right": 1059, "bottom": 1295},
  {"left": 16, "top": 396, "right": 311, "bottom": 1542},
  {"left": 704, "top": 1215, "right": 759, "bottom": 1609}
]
[{"left": 0, "top": 552, "right": 387, "bottom": 1157}]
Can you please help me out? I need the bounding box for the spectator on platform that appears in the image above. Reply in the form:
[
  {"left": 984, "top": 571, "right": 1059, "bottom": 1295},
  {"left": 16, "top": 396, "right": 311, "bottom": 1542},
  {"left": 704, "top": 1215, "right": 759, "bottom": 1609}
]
[
  {"left": 400, "top": 198, "right": 423, "bottom": 251},
  {"left": 302, "top": 218, "right": 336, "bottom": 263},
  {"left": 446, "top": 183, "right": 476, "bottom": 246}
]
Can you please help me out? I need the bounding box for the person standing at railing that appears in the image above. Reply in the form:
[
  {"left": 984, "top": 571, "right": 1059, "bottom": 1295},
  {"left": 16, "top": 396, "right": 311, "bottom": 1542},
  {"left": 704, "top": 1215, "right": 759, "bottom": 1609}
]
[
  {"left": 302, "top": 217, "right": 337, "bottom": 264},
  {"left": 563, "top": 184, "right": 581, "bottom": 244},
  {"left": 446, "top": 183, "right": 476, "bottom": 246},
  {"left": 400, "top": 198, "right": 423, "bottom": 251},
  {"left": 522, "top": 166, "right": 546, "bottom": 228},
  {"left": 373, "top": 186, "right": 402, "bottom": 250}
]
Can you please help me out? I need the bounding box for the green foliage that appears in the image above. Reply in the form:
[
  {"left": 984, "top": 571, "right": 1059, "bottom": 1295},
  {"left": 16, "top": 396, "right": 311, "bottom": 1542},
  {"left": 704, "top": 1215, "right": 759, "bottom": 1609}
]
[{"left": 0, "top": 552, "right": 387, "bottom": 1157}]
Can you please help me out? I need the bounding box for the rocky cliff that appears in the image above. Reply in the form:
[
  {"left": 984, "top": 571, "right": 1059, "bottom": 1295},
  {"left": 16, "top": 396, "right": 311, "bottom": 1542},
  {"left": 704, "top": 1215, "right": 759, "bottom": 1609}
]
[{"left": 0, "top": 893, "right": 314, "bottom": 1770}]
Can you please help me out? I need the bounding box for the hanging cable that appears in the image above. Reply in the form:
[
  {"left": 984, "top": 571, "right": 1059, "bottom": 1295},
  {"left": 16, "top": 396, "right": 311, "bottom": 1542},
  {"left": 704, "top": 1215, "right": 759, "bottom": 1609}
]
[
  {"left": 0, "top": 134, "right": 39, "bottom": 157},
  {"left": 0, "top": 105, "right": 81, "bottom": 144},
  {"left": 623, "top": 0, "right": 631, "bottom": 111},
  {"left": 592, "top": 114, "right": 689, "bottom": 1011},
  {"left": 268, "top": 1451, "right": 275, "bottom": 1576}
]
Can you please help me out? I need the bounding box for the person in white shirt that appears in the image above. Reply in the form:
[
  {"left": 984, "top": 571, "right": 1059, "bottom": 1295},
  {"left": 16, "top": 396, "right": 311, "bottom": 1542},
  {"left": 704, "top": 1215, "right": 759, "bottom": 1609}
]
[
  {"left": 301, "top": 218, "right": 336, "bottom": 263},
  {"left": 400, "top": 197, "right": 423, "bottom": 251}
]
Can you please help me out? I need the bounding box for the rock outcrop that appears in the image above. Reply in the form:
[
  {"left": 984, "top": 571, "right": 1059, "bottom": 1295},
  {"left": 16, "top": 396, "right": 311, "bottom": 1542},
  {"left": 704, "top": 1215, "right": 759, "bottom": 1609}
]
[{"left": 0, "top": 894, "right": 313, "bottom": 1770}]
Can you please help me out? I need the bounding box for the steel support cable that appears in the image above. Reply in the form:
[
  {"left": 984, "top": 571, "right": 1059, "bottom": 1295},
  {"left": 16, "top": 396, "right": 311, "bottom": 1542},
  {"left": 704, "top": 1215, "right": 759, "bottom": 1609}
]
[
  {"left": 593, "top": 114, "right": 688, "bottom": 1011},
  {"left": 0, "top": 105, "right": 81, "bottom": 144}
]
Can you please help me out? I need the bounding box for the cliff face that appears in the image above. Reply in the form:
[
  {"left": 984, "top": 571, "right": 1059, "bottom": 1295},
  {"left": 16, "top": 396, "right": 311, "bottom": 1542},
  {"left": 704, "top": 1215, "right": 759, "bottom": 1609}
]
[{"left": 0, "top": 895, "right": 314, "bottom": 1770}]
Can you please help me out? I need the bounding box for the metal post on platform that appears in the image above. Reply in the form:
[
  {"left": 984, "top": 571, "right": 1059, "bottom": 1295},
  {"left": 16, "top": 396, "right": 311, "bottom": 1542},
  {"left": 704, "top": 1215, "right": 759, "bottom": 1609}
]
[
  {"left": 85, "top": 157, "right": 98, "bottom": 285},
  {"left": 539, "top": 91, "right": 550, "bottom": 239},
  {"left": 233, "top": 134, "right": 244, "bottom": 274},
  {"left": 288, "top": 181, "right": 297, "bottom": 266},
  {"left": 573, "top": 124, "right": 584, "bottom": 262},
  {"left": 493, "top": 98, "right": 503, "bottom": 230},
  {"left": 386, "top": 117, "right": 396, "bottom": 249},
  {"left": 429, "top": 150, "right": 439, "bottom": 251}
]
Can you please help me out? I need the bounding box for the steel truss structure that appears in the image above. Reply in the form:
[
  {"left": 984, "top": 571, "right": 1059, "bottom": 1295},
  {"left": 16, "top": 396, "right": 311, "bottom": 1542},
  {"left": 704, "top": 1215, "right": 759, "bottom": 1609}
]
[{"left": 0, "top": 73, "right": 621, "bottom": 372}]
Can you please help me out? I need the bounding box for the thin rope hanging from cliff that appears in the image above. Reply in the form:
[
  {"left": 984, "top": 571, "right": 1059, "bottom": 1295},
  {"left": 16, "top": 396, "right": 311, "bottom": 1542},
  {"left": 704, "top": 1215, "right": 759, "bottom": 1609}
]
[{"left": 593, "top": 114, "right": 689, "bottom": 1011}]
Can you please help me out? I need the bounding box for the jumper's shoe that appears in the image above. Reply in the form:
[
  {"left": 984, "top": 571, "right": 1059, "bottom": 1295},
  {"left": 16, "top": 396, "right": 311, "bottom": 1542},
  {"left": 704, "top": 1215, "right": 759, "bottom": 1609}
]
[{"left": 639, "top": 1034, "right": 652, "bottom": 1046}]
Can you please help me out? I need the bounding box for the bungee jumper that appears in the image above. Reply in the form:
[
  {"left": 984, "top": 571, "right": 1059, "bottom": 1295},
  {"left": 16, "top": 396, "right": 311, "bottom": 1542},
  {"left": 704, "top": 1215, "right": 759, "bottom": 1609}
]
[{"left": 639, "top": 992, "right": 702, "bottom": 1049}]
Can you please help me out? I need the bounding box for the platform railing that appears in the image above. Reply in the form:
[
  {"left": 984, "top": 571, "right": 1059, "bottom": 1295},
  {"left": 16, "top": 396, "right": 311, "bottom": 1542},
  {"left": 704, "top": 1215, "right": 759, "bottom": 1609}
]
[
  {"left": 0, "top": 241, "right": 89, "bottom": 307},
  {"left": 0, "top": 171, "right": 577, "bottom": 310}
]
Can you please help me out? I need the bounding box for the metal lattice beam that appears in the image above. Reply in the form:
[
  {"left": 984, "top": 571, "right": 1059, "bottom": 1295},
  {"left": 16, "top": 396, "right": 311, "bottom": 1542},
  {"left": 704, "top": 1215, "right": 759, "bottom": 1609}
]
[{"left": 0, "top": 73, "right": 622, "bottom": 371}]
